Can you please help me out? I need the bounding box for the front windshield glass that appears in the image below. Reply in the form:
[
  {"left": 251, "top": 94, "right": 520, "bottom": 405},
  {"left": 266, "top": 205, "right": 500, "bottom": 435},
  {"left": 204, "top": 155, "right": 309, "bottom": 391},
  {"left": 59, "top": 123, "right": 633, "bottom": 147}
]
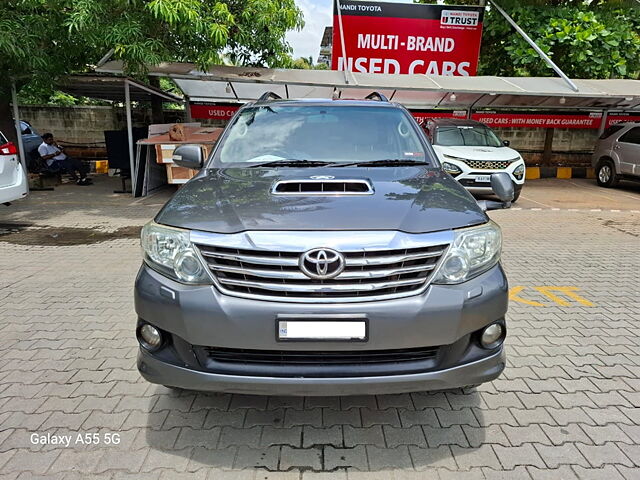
[
  {"left": 435, "top": 125, "right": 503, "bottom": 147},
  {"left": 216, "top": 105, "right": 427, "bottom": 164}
]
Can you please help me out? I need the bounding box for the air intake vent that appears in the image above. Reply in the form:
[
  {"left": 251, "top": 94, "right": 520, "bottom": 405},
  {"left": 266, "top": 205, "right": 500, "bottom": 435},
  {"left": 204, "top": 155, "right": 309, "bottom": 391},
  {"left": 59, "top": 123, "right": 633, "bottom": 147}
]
[{"left": 272, "top": 179, "right": 374, "bottom": 195}]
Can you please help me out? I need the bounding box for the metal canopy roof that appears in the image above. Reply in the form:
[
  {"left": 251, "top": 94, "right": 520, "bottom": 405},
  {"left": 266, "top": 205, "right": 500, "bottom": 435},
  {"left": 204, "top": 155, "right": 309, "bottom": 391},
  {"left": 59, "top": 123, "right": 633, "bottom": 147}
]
[
  {"left": 58, "top": 74, "right": 183, "bottom": 103},
  {"left": 96, "top": 61, "right": 640, "bottom": 111}
]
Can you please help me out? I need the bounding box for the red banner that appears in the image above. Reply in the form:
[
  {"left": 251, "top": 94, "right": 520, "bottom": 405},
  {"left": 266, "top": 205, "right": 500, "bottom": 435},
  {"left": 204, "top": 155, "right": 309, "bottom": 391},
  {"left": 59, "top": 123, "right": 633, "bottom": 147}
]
[
  {"left": 411, "top": 110, "right": 467, "bottom": 125},
  {"left": 190, "top": 103, "right": 240, "bottom": 120},
  {"left": 332, "top": 1, "right": 484, "bottom": 76},
  {"left": 471, "top": 112, "right": 603, "bottom": 129},
  {"left": 605, "top": 113, "right": 640, "bottom": 128}
]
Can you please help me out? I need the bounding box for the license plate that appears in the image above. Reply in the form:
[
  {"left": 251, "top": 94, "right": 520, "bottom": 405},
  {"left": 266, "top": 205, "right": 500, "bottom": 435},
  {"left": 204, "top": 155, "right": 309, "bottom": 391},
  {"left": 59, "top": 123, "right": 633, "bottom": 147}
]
[
  {"left": 475, "top": 175, "right": 491, "bottom": 183},
  {"left": 277, "top": 320, "right": 367, "bottom": 341}
]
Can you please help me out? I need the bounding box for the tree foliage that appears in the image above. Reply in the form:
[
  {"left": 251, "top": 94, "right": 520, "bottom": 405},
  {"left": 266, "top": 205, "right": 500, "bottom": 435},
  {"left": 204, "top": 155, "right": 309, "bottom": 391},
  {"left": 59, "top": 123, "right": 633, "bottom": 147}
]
[
  {"left": 0, "top": 0, "right": 303, "bottom": 142},
  {"left": 414, "top": 0, "right": 640, "bottom": 79},
  {"left": 479, "top": 3, "right": 640, "bottom": 78}
]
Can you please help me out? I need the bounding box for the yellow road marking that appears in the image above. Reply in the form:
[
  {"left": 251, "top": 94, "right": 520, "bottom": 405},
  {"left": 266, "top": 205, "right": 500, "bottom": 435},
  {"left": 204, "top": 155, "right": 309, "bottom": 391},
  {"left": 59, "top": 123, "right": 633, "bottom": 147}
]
[
  {"left": 509, "top": 286, "right": 595, "bottom": 307},
  {"left": 509, "top": 286, "right": 545, "bottom": 307},
  {"left": 534, "top": 286, "right": 595, "bottom": 307}
]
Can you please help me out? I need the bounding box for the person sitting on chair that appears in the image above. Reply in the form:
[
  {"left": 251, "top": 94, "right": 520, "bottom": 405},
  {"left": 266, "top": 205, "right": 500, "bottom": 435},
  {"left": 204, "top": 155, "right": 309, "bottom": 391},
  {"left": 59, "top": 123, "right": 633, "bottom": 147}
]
[{"left": 38, "top": 133, "right": 92, "bottom": 186}]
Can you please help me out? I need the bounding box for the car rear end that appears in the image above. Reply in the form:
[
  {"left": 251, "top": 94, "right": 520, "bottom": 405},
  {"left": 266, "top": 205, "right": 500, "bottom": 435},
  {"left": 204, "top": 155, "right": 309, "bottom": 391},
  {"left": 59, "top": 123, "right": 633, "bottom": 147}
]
[{"left": 0, "top": 131, "right": 28, "bottom": 205}]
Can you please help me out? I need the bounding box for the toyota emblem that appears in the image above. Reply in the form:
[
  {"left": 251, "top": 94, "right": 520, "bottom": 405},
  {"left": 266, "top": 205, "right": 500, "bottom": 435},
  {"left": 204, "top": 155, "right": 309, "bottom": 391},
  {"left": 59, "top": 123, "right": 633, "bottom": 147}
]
[{"left": 299, "top": 248, "right": 345, "bottom": 279}]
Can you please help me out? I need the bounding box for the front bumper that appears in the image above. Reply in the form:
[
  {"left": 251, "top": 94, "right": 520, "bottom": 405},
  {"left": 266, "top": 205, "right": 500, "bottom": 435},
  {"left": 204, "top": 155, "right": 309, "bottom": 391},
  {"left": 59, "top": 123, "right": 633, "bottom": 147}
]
[
  {"left": 138, "top": 345, "right": 505, "bottom": 395},
  {"left": 134, "top": 262, "right": 508, "bottom": 395}
]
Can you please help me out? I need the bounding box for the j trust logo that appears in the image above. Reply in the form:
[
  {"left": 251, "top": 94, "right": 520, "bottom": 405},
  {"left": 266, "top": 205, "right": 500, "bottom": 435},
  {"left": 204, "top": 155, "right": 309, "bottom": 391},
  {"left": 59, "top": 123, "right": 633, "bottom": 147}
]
[{"left": 441, "top": 10, "right": 480, "bottom": 27}]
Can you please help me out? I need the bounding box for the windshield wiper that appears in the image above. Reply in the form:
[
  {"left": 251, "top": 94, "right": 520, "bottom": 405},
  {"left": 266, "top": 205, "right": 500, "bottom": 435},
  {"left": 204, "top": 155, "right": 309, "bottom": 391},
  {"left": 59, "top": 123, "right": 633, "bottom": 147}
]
[
  {"left": 333, "top": 159, "right": 429, "bottom": 168},
  {"left": 248, "top": 159, "right": 332, "bottom": 168}
]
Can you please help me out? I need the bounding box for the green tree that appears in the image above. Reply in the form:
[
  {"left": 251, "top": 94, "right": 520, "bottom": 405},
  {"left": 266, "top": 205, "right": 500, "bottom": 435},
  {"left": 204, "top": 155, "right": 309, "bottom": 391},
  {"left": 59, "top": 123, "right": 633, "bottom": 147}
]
[
  {"left": 0, "top": 0, "right": 303, "bottom": 145},
  {"left": 414, "top": 1, "right": 640, "bottom": 79}
]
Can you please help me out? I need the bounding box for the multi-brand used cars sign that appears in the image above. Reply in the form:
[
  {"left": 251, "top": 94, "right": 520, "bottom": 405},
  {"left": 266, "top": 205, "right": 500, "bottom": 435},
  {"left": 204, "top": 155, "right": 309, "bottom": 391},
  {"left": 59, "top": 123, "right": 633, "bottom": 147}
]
[{"left": 331, "top": 0, "right": 484, "bottom": 76}]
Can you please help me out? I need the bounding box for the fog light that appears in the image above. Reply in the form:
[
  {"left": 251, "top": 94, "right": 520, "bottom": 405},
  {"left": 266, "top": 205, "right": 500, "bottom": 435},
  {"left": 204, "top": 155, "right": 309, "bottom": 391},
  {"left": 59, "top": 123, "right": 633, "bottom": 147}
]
[
  {"left": 139, "top": 324, "right": 162, "bottom": 351},
  {"left": 480, "top": 323, "right": 504, "bottom": 349}
]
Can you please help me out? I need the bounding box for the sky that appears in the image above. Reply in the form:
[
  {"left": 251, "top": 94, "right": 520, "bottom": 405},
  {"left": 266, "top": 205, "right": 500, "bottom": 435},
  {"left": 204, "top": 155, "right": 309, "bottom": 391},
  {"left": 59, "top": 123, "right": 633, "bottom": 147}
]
[{"left": 285, "top": 0, "right": 412, "bottom": 62}]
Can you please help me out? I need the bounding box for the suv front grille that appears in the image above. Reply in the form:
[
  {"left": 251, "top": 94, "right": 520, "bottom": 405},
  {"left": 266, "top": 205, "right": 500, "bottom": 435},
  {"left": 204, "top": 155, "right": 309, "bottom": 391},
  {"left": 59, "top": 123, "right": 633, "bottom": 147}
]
[
  {"left": 202, "top": 346, "right": 440, "bottom": 365},
  {"left": 461, "top": 159, "right": 516, "bottom": 170},
  {"left": 195, "top": 244, "right": 448, "bottom": 301},
  {"left": 195, "top": 345, "right": 442, "bottom": 377}
]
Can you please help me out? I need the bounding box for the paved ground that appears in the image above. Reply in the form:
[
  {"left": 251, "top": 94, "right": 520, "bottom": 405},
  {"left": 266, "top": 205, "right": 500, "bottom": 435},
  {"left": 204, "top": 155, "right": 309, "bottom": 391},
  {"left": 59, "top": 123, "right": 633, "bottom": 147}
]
[{"left": 0, "top": 175, "right": 639, "bottom": 479}]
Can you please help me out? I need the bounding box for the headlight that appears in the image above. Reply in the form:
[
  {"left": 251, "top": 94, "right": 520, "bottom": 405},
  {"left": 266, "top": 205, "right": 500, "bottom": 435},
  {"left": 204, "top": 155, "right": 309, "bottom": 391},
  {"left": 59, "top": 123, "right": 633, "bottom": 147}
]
[
  {"left": 442, "top": 161, "right": 462, "bottom": 176},
  {"left": 433, "top": 221, "right": 502, "bottom": 284},
  {"left": 141, "top": 221, "right": 211, "bottom": 284},
  {"left": 513, "top": 163, "right": 525, "bottom": 180}
]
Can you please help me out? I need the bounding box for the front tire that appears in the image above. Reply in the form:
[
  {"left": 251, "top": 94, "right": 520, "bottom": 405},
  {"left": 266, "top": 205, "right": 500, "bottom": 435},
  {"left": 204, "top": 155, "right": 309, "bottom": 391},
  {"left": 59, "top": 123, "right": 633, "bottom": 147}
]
[
  {"left": 512, "top": 184, "right": 522, "bottom": 203},
  {"left": 596, "top": 160, "right": 619, "bottom": 188}
]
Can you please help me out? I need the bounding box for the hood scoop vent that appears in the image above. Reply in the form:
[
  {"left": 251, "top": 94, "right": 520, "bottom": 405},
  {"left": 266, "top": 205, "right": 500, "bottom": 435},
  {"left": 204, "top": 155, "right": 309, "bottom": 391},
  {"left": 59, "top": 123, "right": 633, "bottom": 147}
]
[{"left": 272, "top": 179, "right": 374, "bottom": 196}]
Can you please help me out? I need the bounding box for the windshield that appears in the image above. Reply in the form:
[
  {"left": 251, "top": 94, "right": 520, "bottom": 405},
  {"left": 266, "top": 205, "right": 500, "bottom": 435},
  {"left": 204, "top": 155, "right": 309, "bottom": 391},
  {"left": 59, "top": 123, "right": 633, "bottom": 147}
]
[
  {"left": 435, "top": 125, "right": 503, "bottom": 147},
  {"left": 216, "top": 105, "right": 427, "bottom": 164}
]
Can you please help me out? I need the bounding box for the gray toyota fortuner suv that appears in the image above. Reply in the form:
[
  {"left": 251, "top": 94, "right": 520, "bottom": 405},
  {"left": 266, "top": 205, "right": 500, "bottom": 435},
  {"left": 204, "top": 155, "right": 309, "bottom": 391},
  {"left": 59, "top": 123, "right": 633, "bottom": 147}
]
[{"left": 135, "top": 92, "right": 512, "bottom": 395}]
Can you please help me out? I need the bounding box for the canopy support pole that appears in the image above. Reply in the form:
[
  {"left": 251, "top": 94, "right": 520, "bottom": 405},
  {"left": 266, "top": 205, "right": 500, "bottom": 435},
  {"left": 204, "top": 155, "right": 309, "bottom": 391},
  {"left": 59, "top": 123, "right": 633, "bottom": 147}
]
[
  {"left": 599, "top": 110, "right": 609, "bottom": 136},
  {"left": 10, "top": 79, "right": 28, "bottom": 181},
  {"left": 124, "top": 80, "right": 135, "bottom": 196},
  {"left": 489, "top": 0, "right": 579, "bottom": 93},
  {"left": 185, "top": 96, "right": 193, "bottom": 122},
  {"left": 335, "top": 0, "right": 351, "bottom": 84}
]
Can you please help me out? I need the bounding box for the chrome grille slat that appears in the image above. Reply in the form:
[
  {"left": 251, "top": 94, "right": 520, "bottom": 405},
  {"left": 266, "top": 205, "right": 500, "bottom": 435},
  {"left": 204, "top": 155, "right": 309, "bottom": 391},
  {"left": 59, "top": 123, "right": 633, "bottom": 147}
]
[
  {"left": 345, "top": 250, "right": 445, "bottom": 266},
  {"left": 195, "top": 242, "right": 448, "bottom": 301},
  {"left": 217, "top": 277, "right": 427, "bottom": 293},
  {"left": 201, "top": 251, "right": 299, "bottom": 266},
  {"left": 209, "top": 263, "right": 435, "bottom": 280}
]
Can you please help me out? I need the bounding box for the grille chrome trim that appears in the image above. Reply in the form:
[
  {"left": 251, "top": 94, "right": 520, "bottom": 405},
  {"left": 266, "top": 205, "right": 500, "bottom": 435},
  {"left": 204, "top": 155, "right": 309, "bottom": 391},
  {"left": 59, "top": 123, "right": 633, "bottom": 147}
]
[
  {"left": 217, "top": 276, "right": 428, "bottom": 293},
  {"left": 191, "top": 230, "right": 452, "bottom": 303},
  {"left": 208, "top": 263, "right": 436, "bottom": 280},
  {"left": 272, "top": 179, "right": 374, "bottom": 195}
]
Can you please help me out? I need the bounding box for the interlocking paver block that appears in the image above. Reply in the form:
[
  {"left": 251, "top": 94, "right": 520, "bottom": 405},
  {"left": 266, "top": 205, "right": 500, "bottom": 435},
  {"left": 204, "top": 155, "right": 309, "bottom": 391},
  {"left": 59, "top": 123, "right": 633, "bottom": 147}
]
[
  {"left": 302, "top": 425, "right": 342, "bottom": 448},
  {"left": 343, "top": 426, "right": 385, "bottom": 448},
  {"left": 535, "top": 443, "right": 589, "bottom": 468},
  {"left": 280, "top": 446, "right": 322, "bottom": 470},
  {"left": 366, "top": 446, "right": 412, "bottom": 470},
  {"left": 324, "top": 445, "right": 368, "bottom": 471}
]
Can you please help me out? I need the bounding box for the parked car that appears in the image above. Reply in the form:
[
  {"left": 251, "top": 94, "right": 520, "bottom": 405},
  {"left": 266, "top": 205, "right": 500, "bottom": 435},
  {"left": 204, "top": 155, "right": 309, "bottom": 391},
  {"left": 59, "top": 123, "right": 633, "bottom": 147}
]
[
  {"left": 0, "top": 129, "right": 28, "bottom": 205},
  {"left": 135, "top": 93, "right": 513, "bottom": 396},
  {"left": 423, "top": 118, "right": 525, "bottom": 202},
  {"left": 20, "top": 121, "right": 42, "bottom": 159},
  {"left": 592, "top": 122, "right": 640, "bottom": 188}
]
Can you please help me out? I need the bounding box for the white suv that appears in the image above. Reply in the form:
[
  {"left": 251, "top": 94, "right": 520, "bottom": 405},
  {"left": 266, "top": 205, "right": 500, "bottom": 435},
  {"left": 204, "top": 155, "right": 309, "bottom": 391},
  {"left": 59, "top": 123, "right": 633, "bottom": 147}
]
[
  {"left": 0, "top": 130, "right": 28, "bottom": 205},
  {"left": 423, "top": 118, "right": 525, "bottom": 201}
]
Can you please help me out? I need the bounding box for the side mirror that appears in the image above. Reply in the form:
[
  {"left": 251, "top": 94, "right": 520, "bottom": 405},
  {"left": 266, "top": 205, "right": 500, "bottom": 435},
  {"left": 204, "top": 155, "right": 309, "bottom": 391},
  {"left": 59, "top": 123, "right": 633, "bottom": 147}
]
[
  {"left": 477, "top": 172, "right": 515, "bottom": 211},
  {"left": 172, "top": 144, "right": 204, "bottom": 169},
  {"left": 503, "top": 140, "right": 510, "bottom": 147}
]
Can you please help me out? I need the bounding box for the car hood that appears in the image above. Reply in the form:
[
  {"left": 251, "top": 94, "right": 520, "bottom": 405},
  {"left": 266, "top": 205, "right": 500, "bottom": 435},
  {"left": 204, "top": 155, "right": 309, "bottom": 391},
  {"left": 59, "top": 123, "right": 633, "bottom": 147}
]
[
  {"left": 155, "top": 166, "right": 488, "bottom": 234},
  {"left": 434, "top": 145, "right": 521, "bottom": 161}
]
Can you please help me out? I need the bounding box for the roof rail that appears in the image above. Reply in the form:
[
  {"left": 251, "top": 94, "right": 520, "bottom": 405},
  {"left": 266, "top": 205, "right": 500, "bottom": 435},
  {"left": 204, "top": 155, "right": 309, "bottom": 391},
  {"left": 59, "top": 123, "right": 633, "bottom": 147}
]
[
  {"left": 257, "top": 91, "right": 282, "bottom": 102},
  {"left": 365, "top": 91, "right": 389, "bottom": 102}
]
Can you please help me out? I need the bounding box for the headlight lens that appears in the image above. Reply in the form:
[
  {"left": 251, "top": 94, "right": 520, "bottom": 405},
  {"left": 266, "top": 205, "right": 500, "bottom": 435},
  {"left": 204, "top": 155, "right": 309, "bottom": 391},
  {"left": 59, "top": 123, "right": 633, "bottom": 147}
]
[
  {"left": 513, "top": 163, "right": 525, "bottom": 180},
  {"left": 433, "top": 221, "right": 502, "bottom": 284},
  {"left": 442, "top": 161, "right": 462, "bottom": 176},
  {"left": 141, "top": 221, "right": 211, "bottom": 284}
]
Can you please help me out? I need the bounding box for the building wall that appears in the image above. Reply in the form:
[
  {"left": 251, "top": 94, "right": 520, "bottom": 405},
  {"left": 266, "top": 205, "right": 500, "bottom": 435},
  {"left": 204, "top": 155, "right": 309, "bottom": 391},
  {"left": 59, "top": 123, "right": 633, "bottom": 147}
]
[
  {"left": 18, "top": 105, "right": 186, "bottom": 160},
  {"left": 495, "top": 127, "right": 599, "bottom": 167}
]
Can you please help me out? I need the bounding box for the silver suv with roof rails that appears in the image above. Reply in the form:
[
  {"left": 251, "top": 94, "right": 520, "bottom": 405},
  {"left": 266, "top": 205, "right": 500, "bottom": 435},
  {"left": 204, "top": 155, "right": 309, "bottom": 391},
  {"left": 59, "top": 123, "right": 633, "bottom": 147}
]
[
  {"left": 592, "top": 122, "right": 640, "bottom": 188},
  {"left": 135, "top": 91, "right": 514, "bottom": 395}
]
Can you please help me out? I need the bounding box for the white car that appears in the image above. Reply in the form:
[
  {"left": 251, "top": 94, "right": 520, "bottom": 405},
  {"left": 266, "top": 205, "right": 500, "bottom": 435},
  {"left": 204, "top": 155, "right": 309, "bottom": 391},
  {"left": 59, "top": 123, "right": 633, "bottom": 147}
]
[
  {"left": 423, "top": 118, "right": 525, "bottom": 201},
  {"left": 0, "top": 130, "right": 28, "bottom": 205}
]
